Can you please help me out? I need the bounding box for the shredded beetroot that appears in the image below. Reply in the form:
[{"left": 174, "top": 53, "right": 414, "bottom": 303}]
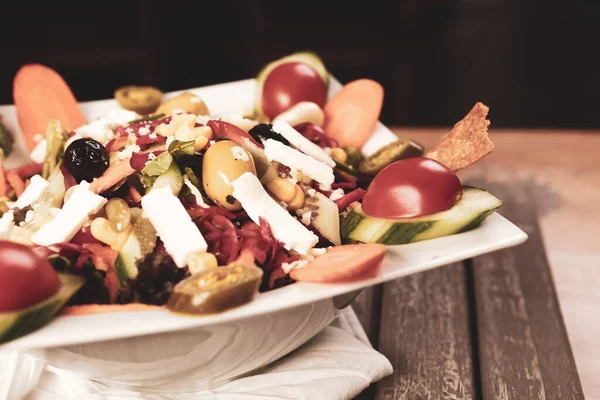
[
  {"left": 129, "top": 150, "right": 165, "bottom": 171},
  {"left": 60, "top": 166, "right": 77, "bottom": 190},
  {"left": 8, "top": 162, "right": 43, "bottom": 180},
  {"left": 106, "top": 136, "right": 128, "bottom": 152},
  {"left": 294, "top": 123, "right": 339, "bottom": 149},
  {"left": 136, "top": 134, "right": 167, "bottom": 146},
  {"left": 332, "top": 181, "right": 357, "bottom": 190},
  {"left": 128, "top": 116, "right": 172, "bottom": 137},
  {"left": 71, "top": 225, "right": 99, "bottom": 245},
  {"left": 334, "top": 188, "right": 367, "bottom": 211}
]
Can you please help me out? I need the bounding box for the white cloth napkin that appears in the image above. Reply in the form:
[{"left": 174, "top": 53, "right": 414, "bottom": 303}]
[{"left": 0, "top": 307, "right": 392, "bottom": 400}]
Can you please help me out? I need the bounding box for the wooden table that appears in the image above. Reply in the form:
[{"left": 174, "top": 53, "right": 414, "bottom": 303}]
[{"left": 354, "top": 129, "right": 600, "bottom": 400}]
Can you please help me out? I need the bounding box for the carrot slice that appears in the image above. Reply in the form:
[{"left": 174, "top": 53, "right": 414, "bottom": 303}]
[
  {"left": 5, "top": 170, "right": 26, "bottom": 197},
  {"left": 13, "top": 64, "right": 86, "bottom": 150},
  {"left": 61, "top": 303, "right": 164, "bottom": 316},
  {"left": 323, "top": 79, "right": 384, "bottom": 149},
  {"left": 90, "top": 159, "right": 136, "bottom": 194},
  {"left": 290, "top": 244, "right": 386, "bottom": 283}
]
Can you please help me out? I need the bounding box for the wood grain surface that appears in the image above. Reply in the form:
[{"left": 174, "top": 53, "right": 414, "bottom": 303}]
[
  {"left": 352, "top": 129, "right": 598, "bottom": 399},
  {"left": 470, "top": 181, "right": 584, "bottom": 400},
  {"left": 374, "top": 263, "right": 475, "bottom": 400}
]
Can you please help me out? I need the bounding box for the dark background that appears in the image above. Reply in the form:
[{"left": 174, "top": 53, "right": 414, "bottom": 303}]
[{"left": 1, "top": 1, "right": 598, "bottom": 129}]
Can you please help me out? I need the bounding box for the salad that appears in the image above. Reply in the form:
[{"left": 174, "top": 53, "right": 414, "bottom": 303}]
[{"left": 0, "top": 52, "right": 500, "bottom": 344}]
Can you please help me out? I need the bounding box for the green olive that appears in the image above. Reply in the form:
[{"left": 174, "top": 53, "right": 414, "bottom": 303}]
[
  {"left": 359, "top": 139, "right": 424, "bottom": 176},
  {"left": 166, "top": 263, "right": 263, "bottom": 315},
  {"left": 202, "top": 140, "right": 256, "bottom": 210},
  {"left": 115, "top": 86, "right": 163, "bottom": 115}
]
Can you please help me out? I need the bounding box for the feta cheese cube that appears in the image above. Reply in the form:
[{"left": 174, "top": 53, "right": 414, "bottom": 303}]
[
  {"left": 263, "top": 139, "right": 334, "bottom": 187},
  {"left": 14, "top": 175, "right": 49, "bottom": 208},
  {"left": 75, "top": 109, "right": 140, "bottom": 144},
  {"left": 232, "top": 172, "right": 318, "bottom": 254},
  {"left": 30, "top": 139, "right": 48, "bottom": 164},
  {"left": 141, "top": 187, "right": 208, "bottom": 268},
  {"left": 329, "top": 188, "right": 345, "bottom": 201},
  {"left": 32, "top": 181, "right": 107, "bottom": 246},
  {"left": 272, "top": 121, "right": 335, "bottom": 167}
]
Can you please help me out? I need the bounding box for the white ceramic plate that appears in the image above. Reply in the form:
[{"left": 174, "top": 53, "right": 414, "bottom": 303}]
[{"left": 0, "top": 78, "right": 528, "bottom": 351}]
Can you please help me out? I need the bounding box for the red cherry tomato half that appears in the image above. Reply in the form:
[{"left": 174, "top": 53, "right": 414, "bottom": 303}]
[
  {"left": 261, "top": 62, "right": 327, "bottom": 119},
  {"left": 362, "top": 157, "right": 463, "bottom": 219},
  {"left": 0, "top": 241, "right": 61, "bottom": 312}
]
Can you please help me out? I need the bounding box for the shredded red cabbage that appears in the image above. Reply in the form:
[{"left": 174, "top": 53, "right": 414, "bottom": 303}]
[
  {"left": 294, "top": 123, "right": 339, "bottom": 149},
  {"left": 106, "top": 136, "right": 128, "bottom": 152},
  {"left": 60, "top": 166, "right": 77, "bottom": 190},
  {"left": 334, "top": 188, "right": 367, "bottom": 211},
  {"left": 129, "top": 150, "right": 165, "bottom": 171},
  {"left": 9, "top": 162, "right": 43, "bottom": 180},
  {"left": 332, "top": 181, "right": 357, "bottom": 190},
  {"left": 136, "top": 134, "right": 167, "bottom": 146}
]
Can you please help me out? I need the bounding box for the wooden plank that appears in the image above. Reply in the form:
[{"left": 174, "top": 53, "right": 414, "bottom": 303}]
[
  {"left": 374, "top": 263, "right": 476, "bottom": 400},
  {"left": 470, "top": 180, "right": 585, "bottom": 399}
]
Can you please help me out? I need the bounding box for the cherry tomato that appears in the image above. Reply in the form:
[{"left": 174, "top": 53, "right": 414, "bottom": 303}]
[
  {"left": 261, "top": 62, "right": 327, "bottom": 119},
  {"left": 0, "top": 241, "right": 60, "bottom": 312},
  {"left": 362, "top": 157, "right": 463, "bottom": 219}
]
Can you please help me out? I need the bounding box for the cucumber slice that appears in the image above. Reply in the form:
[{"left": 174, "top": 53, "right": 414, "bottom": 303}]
[
  {"left": 115, "top": 233, "right": 142, "bottom": 284},
  {"left": 341, "top": 186, "right": 502, "bottom": 245},
  {"left": 150, "top": 162, "right": 183, "bottom": 196},
  {"left": 309, "top": 191, "right": 341, "bottom": 245},
  {"left": 115, "top": 215, "right": 157, "bottom": 284},
  {"left": 0, "top": 274, "right": 84, "bottom": 344}
]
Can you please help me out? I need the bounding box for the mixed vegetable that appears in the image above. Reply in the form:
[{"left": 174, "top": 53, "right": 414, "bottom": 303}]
[{"left": 0, "top": 53, "right": 500, "bottom": 344}]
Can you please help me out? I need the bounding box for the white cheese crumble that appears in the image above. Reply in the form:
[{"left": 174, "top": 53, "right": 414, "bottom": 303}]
[
  {"left": 117, "top": 144, "right": 141, "bottom": 160},
  {"left": 15, "top": 175, "right": 50, "bottom": 208},
  {"left": 272, "top": 121, "right": 335, "bottom": 167},
  {"left": 307, "top": 188, "right": 316, "bottom": 197},
  {"left": 231, "top": 146, "right": 249, "bottom": 161},
  {"left": 232, "top": 172, "right": 318, "bottom": 254},
  {"left": 33, "top": 133, "right": 44, "bottom": 143},
  {"left": 20, "top": 210, "right": 35, "bottom": 226},
  {"left": 138, "top": 126, "right": 151, "bottom": 135},
  {"left": 30, "top": 139, "right": 47, "bottom": 163},
  {"left": 141, "top": 187, "right": 208, "bottom": 268},
  {"left": 264, "top": 139, "right": 334, "bottom": 187},
  {"left": 75, "top": 109, "right": 140, "bottom": 144},
  {"left": 329, "top": 188, "right": 345, "bottom": 201},
  {"left": 32, "top": 181, "right": 107, "bottom": 246},
  {"left": 301, "top": 211, "right": 312, "bottom": 226},
  {"left": 282, "top": 259, "right": 310, "bottom": 274}
]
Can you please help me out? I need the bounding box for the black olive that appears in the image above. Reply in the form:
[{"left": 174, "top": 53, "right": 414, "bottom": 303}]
[
  {"left": 248, "top": 124, "right": 290, "bottom": 146},
  {"left": 63, "top": 138, "right": 110, "bottom": 183}
]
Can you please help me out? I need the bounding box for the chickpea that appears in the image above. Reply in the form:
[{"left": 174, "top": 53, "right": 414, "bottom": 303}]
[
  {"left": 267, "top": 178, "right": 297, "bottom": 202},
  {"left": 90, "top": 217, "right": 132, "bottom": 251},
  {"left": 287, "top": 185, "right": 305, "bottom": 211}
]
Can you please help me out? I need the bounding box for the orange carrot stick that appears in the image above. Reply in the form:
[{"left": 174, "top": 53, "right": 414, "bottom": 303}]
[
  {"left": 13, "top": 64, "right": 86, "bottom": 151},
  {"left": 290, "top": 244, "right": 386, "bottom": 283},
  {"left": 5, "top": 170, "right": 26, "bottom": 197},
  {"left": 90, "top": 160, "right": 136, "bottom": 194},
  {"left": 323, "top": 79, "right": 384, "bottom": 149}
]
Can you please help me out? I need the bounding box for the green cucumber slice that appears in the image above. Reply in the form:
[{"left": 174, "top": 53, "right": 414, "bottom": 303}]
[
  {"left": 341, "top": 186, "right": 502, "bottom": 245},
  {"left": 309, "top": 191, "right": 341, "bottom": 245},
  {"left": 0, "top": 274, "right": 84, "bottom": 344}
]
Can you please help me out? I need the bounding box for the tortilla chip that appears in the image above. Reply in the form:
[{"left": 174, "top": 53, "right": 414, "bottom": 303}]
[{"left": 425, "top": 102, "right": 493, "bottom": 171}]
